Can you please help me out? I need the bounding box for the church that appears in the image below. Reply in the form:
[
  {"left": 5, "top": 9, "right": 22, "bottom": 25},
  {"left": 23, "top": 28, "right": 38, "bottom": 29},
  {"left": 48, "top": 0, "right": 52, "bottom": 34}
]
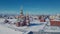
[{"left": 16, "top": 6, "right": 30, "bottom": 27}]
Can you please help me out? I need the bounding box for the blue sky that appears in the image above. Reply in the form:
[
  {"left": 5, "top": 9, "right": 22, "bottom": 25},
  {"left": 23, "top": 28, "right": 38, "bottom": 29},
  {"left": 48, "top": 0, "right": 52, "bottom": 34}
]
[{"left": 0, "top": 0, "right": 60, "bottom": 15}]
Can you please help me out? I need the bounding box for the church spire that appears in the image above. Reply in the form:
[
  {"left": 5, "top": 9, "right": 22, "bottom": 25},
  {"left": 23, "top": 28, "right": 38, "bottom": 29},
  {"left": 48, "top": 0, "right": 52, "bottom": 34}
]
[
  {"left": 20, "top": 5, "right": 23, "bottom": 16},
  {"left": 20, "top": 5, "right": 23, "bottom": 14}
]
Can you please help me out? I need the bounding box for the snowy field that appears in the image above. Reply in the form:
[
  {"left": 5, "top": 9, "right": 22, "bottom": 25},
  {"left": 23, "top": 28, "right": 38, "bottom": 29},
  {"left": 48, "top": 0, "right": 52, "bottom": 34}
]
[
  {"left": 0, "top": 18, "right": 60, "bottom": 34},
  {"left": 0, "top": 18, "right": 46, "bottom": 34},
  {"left": 0, "top": 25, "right": 23, "bottom": 34},
  {"left": 0, "top": 18, "right": 25, "bottom": 34},
  {"left": 44, "top": 26, "right": 60, "bottom": 32}
]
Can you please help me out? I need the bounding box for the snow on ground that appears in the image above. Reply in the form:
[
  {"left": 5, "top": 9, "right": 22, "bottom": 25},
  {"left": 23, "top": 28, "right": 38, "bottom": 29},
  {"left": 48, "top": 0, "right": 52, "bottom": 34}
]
[
  {"left": 44, "top": 26, "right": 60, "bottom": 32},
  {"left": 0, "top": 23, "right": 46, "bottom": 34},
  {"left": 7, "top": 19, "right": 17, "bottom": 23},
  {"left": 1, "top": 18, "right": 60, "bottom": 34},
  {"left": 0, "top": 25, "right": 23, "bottom": 34},
  {"left": 25, "top": 24, "right": 45, "bottom": 32},
  {"left": 0, "top": 20, "right": 47, "bottom": 34},
  {"left": 0, "top": 18, "right": 5, "bottom": 23},
  {"left": 0, "top": 18, "right": 49, "bottom": 34},
  {"left": 0, "top": 18, "right": 17, "bottom": 24}
]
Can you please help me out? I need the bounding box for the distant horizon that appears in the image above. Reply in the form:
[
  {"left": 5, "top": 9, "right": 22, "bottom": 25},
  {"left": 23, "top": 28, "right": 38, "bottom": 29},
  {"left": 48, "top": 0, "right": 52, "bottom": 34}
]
[{"left": 0, "top": 13, "right": 60, "bottom": 15}]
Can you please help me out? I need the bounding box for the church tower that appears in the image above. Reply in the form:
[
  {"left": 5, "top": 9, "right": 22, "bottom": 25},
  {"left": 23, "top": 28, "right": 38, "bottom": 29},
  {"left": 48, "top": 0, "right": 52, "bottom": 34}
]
[{"left": 20, "top": 6, "right": 24, "bottom": 16}]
